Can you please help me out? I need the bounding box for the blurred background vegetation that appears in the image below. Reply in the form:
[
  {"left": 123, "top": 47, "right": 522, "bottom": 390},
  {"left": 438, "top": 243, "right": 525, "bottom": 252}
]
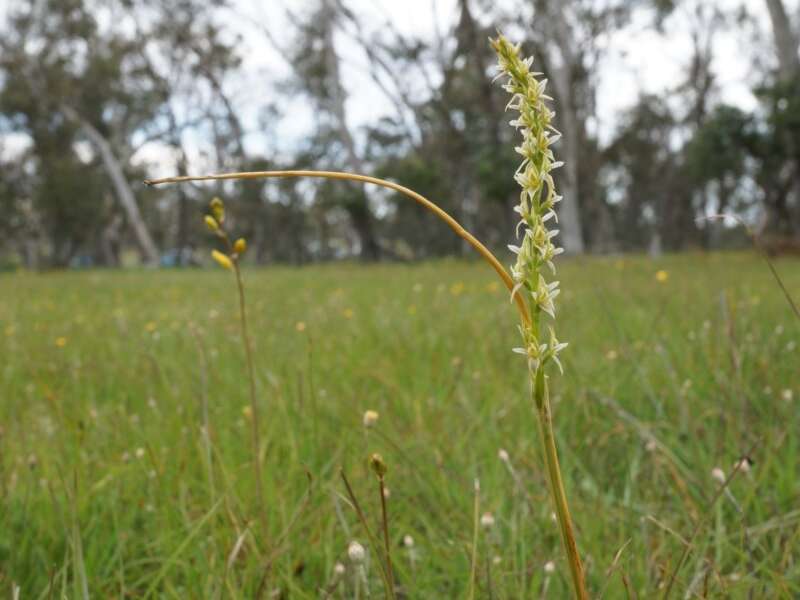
[{"left": 0, "top": 0, "right": 799, "bottom": 269}]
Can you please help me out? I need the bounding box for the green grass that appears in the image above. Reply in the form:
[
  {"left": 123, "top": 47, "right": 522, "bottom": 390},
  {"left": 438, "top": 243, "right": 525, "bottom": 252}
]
[{"left": 1, "top": 252, "right": 798, "bottom": 598}]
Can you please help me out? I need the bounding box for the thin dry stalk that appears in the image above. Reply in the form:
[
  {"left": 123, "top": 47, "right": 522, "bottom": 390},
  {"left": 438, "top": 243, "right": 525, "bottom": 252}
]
[
  {"left": 377, "top": 475, "right": 395, "bottom": 596},
  {"left": 231, "top": 257, "right": 268, "bottom": 539},
  {"left": 468, "top": 479, "right": 480, "bottom": 600},
  {"left": 702, "top": 214, "right": 799, "bottom": 320},
  {"left": 340, "top": 469, "right": 397, "bottom": 600},
  {"left": 145, "top": 170, "right": 531, "bottom": 328},
  {"left": 660, "top": 438, "right": 760, "bottom": 599}
]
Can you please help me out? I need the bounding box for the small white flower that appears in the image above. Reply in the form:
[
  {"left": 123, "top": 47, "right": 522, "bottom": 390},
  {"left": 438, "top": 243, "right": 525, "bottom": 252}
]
[
  {"left": 711, "top": 467, "right": 726, "bottom": 484},
  {"left": 781, "top": 389, "right": 793, "bottom": 402},
  {"left": 403, "top": 534, "right": 415, "bottom": 548},
  {"left": 135, "top": 447, "right": 146, "bottom": 459},
  {"left": 480, "top": 512, "right": 495, "bottom": 528},
  {"left": 493, "top": 33, "right": 568, "bottom": 377},
  {"left": 347, "top": 541, "right": 366, "bottom": 563},
  {"left": 733, "top": 457, "right": 752, "bottom": 473},
  {"left": 498, "top": 448, "right": 510, "bottom": 462},
  {"left": 544, "top": 560, "right": 556, "bottom": 574},
  {"left": 333, "top": 562, "right": 346, "bottom": 576}
]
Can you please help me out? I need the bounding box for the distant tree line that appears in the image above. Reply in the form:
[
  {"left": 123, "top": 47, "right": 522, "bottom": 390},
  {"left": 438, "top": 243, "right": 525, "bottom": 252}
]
[{"left": 0, "top": 0, "right": 799, "bottom": 268}]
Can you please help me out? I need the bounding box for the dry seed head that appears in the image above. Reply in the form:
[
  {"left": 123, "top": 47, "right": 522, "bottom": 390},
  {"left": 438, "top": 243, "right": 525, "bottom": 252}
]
[
  {"left": 362, "top": 409, "right": 379, "bottom": 427},
  {"left": 347, "top": 540, "right": 366, "bottom": 563},
  {"left": 369, "top": 453, "right": 387, "bottom": 478},
  {"left": 711, "top": 467, "right": 726, "bottom": 484}
]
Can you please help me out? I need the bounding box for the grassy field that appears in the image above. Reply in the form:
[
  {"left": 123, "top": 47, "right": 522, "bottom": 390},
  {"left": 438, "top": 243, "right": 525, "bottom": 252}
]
[{"left": 1, "top": 252, "right": 798, "bottom": 598}]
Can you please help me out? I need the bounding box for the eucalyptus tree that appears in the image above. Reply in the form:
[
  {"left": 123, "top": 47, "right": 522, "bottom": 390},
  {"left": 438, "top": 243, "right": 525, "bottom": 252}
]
[{"left": 0, "top": 0, "right": 164, "bottom": 265}]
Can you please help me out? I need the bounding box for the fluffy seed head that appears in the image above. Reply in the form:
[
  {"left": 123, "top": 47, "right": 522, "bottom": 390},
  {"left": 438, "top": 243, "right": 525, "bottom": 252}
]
[
  {"left": 363, "top": 410, "right": 379, "bottom": 427},
  {"left": 711, "top": 467, "right": 726, "bottom": 484},
  {"left": 347, "top": 541, "right": 365, "bottom": 563}
]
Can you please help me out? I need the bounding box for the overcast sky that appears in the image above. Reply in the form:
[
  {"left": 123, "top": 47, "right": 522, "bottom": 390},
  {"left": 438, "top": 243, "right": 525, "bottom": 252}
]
[
  {"left": 0, "top": 0, "right": 791, "bottom": 174},
  {"left": 212, "top": 0, "right": 776, "bottom": 160}
]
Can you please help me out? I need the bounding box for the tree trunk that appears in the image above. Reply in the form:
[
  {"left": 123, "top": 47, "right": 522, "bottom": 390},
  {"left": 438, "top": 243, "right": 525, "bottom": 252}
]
[
  {"left": 765, "top": 0, "right": 800, "bottom": 236},
  {"left": 541, "top": 0, "right": 586, "bottom": 254},
  {"left": 321, "top": 0, "right": 380, "bottom": 260},
  {"left": 61, "top": 105, "right": 160, "bottom": 265},
  {"left": 765, "top": 0, "right": 800, "bottom": 80},
  {"left": 550, "top": 65, "right": 586, "bottom": 254}
]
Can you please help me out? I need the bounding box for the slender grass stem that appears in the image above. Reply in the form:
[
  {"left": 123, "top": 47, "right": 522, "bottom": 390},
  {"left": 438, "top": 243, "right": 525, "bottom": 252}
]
[
  {"left": 659, "top": 438, "right": 760, "bottom": 599},
  {"left": 340, "top": 469, "right": 397, "bottom": 600},
  {"left": 145, "top": 170, "right": 531, "bottom": 328},
  {"left": 533, "top": 369, "right": 588, "bottom": 600},
  {"left": 467, "top": 479, "right": 480, "bottom": 600},
  {"left": 378, "top": 476, "right": 395, "bottom": 596},
  {"left": 231, "top": 260, "right": 267, "bottom": 540}
]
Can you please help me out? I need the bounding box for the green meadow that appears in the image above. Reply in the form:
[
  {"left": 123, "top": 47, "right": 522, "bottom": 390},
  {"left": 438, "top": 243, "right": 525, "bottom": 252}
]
[{"left": 1, "top": 252, "right": 798, "bottom": 598}]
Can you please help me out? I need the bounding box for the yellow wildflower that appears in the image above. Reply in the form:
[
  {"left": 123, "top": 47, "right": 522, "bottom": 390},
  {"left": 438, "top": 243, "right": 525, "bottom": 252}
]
[
  {"left": 210, "top": 197, "right": 225, "bottom": 223},
  {"left": 212, "top": 250, "right": 233, "bottom": 270},
  {"left": 450, "top": 282, "right": 465, "bottom": 296},
  {"left": 204, "top": 215, "right": 219, "bottom": 232}
]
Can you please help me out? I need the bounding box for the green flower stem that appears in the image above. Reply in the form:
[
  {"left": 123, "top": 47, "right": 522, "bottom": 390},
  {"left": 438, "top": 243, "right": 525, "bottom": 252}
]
[{"left": 534, "top": 368, "right": 587, "bottom": 600}]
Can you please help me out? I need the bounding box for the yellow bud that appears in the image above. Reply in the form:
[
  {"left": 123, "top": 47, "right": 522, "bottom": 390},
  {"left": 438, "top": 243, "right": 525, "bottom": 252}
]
[
  {"left": 369, "top": 453, "right": 387, "bottom": 478},
  {"left": 234, "top": 238, "right": 247, "bottom": 255},
  {"left": 210, "top": 197, "right": 225, "bottom": 223},
  {"left": 204, "top": 215, "right": 219, "bottom": 232},
  {"left": 211, "top": 249, "right": 233, "bottom": 270}
]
